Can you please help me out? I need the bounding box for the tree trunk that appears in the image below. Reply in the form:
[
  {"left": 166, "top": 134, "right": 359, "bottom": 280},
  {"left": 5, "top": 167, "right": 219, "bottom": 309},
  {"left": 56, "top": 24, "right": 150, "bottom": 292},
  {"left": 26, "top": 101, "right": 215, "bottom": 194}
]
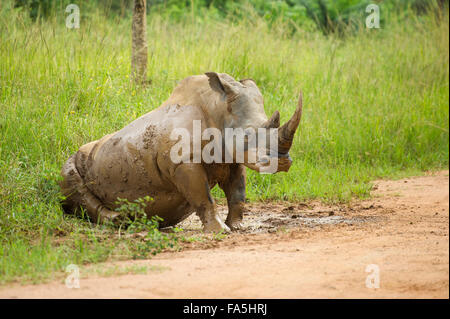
[{"left": 131, "top": 0, "right": 148, "bottom": 84}]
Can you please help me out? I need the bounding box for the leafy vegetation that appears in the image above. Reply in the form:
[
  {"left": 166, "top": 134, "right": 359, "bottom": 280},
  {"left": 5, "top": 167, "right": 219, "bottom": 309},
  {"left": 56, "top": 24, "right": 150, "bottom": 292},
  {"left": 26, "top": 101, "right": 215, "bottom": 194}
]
[
  {"left": 114, "top": 197, "right": 182, "bottom": 258},
  {"left": 0, "top": 0, "right": 448, "bottom": 284}
]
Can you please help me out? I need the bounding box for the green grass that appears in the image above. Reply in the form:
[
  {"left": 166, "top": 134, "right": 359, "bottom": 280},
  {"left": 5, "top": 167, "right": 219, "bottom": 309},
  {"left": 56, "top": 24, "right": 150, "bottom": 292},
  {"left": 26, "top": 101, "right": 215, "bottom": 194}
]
[
  {"left": 0, "top": 1, "right": 448, "bottom": 284},
  {"left": 87, "top": 264, "right": 169, "bottom": 278}
]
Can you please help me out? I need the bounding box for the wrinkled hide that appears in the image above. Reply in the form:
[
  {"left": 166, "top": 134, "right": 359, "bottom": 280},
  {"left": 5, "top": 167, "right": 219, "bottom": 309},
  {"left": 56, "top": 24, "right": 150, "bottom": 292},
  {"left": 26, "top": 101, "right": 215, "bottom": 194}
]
[{"left": 60, "top": 73, "right": 302, "bottom": 232}]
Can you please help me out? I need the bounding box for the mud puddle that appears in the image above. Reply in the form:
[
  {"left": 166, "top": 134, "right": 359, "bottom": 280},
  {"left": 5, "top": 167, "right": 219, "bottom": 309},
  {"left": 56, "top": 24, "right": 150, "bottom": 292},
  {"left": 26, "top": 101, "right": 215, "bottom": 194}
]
[{"left": 175, "top": 202, "right": 384, "bottom": 234}]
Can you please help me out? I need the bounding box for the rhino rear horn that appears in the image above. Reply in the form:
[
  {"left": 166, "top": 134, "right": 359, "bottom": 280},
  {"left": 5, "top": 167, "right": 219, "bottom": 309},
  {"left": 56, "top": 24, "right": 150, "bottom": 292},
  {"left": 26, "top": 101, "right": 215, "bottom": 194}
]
[
  {"left": 264, "top": 111, "right": 280, "bottom": 128},
  {"left": 278, "top": 92, "right": 303, "bottom": 154}
]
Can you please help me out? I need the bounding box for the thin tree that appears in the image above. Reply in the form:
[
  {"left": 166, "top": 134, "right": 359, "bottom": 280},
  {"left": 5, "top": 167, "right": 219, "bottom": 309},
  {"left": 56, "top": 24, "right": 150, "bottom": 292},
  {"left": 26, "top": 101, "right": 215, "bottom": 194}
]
[{"left": 131, "top": 0, "right": 148, "bottom": 84}]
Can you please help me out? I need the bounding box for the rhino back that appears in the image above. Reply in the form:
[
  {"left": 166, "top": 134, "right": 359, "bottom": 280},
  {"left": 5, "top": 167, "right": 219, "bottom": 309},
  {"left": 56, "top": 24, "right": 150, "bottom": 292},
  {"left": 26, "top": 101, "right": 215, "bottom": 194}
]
[{"left": 81, "top": 103, "right": 206, "bottom": 211}]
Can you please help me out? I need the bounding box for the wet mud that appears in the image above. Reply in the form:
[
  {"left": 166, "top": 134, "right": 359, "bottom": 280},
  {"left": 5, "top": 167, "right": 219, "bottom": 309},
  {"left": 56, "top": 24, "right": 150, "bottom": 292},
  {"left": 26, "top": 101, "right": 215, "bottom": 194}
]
[{"left": 175, "top": 201, "right": 386, "bottom": 235}]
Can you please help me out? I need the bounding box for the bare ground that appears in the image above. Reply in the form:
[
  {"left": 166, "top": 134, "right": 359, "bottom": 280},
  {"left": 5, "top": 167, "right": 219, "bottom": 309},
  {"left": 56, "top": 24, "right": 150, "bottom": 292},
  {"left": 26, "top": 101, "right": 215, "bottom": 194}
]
[{"left": 1, "top": 171, "right": 448, "bottom": 298}]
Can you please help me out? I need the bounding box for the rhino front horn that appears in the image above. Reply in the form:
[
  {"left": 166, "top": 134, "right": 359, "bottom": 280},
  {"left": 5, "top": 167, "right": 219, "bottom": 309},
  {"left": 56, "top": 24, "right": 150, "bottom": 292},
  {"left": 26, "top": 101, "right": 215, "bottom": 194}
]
[{"left": 278, "top": 92, "right": 303, "bottom": 154}]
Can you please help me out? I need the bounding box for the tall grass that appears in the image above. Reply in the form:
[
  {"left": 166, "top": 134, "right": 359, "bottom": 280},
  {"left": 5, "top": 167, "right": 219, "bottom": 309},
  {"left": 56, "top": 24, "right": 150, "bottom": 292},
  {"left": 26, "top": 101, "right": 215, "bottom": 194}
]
[{"left": 0, "top": 0, "right": 448, "bottom": 283}]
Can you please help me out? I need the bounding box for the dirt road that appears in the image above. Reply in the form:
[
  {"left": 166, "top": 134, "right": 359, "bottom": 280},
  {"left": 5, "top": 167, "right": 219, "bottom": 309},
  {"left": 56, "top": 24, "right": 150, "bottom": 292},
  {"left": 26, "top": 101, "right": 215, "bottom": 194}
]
[{"left": 1, "top": 171, "right": 448, "bottom": 298}]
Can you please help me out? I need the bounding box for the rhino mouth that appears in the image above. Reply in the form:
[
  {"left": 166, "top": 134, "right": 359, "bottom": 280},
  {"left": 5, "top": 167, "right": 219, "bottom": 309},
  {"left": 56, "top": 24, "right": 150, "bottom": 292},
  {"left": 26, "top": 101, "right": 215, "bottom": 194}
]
[{"left": 243, "top": 150, "right": 293, "bottom": 173}]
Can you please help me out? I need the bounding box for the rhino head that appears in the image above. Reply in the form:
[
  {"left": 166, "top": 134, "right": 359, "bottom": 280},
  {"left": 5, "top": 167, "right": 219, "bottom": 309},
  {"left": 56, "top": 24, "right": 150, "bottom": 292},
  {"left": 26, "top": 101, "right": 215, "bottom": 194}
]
[{"left": 205, "top": 72, "right": 302, "bottom": 173}]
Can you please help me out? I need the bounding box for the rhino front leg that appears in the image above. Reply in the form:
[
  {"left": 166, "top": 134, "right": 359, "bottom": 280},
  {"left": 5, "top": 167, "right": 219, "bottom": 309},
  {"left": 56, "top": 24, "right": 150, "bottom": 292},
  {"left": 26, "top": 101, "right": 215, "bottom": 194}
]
[
  {"left": 220, "top": 164, "right": 246, "bottom": 231},
  {"left": 173, "top": 163, "right": 230, "bottom": 233}
]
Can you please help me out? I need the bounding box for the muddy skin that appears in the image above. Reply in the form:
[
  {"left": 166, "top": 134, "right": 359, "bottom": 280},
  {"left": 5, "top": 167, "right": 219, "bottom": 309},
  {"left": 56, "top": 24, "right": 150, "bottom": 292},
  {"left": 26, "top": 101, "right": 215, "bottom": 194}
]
[{"left": 60, "top": 72, "right": 303, "bottom": 232}]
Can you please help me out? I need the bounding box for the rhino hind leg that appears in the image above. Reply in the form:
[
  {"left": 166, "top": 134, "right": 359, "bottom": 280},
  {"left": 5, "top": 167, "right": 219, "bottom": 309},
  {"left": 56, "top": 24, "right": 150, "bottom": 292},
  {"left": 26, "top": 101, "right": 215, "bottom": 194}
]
[{"left": 60, "top": 154, "right": 120, "bottom": 224}]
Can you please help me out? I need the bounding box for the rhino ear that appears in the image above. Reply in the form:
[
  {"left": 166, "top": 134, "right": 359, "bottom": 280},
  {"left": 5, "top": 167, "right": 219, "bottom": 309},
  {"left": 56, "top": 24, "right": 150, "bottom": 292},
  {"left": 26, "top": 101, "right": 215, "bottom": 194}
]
[
  {"left": 239, "top": 78, "right": 257, "bottom": 88},
  {"left": 205, "top": 72, "right": 239, "bottom": 96}
]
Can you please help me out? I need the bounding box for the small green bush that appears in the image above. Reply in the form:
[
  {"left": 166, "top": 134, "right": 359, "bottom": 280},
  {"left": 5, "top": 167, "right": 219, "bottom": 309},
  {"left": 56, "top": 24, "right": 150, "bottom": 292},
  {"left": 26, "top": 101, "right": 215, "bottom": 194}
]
[{"left": 115, "top": 197, "right": 182, "bottom": 258}]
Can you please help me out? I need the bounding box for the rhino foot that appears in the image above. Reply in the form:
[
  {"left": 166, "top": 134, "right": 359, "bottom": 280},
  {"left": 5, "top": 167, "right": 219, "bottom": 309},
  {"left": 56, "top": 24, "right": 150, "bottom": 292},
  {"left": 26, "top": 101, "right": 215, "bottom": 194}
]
[
  {"left": 98, "top": 209, "right": 122, "bottom": 225},
  {"left": 226, "top": 220, "right": 244, "bottom": 231},
  {"left": 202, "top": 214, "right": 231, "bottom": 233}
]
